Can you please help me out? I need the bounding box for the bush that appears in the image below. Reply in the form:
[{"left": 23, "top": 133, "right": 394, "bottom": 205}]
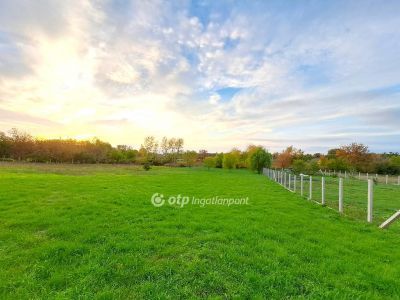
[
  {"left": 203, "top": 156, "right": 216, "bottom": 169},
  {"left": 215, "top": 153, "right": 223, "bottom": 168},
  {"left": 223, "top": 153, "right": 236, "bottom": 169},
  {"left": 143, "top": 162, "right": 151, "bottom": 171}
]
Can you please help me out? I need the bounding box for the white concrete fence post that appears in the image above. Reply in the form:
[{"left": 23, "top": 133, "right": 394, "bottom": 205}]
[
  {"left": 321, "top": 177, "right": 325, "bottom": 205},
  {"left": 309, "top": 176, "right": 312, "bottom": 200},
  {"left": 293, "top": 175, "right": 296, "bottom": 192},
  {"left": 368, "top": 179, "right": 373, "bottom": 223},
  {"left": 288, "top": 174, "right": 291, "bottom": 190},
  {"left": 339, "top": 178, "right": 343, "bottom": 213},
  {"left": 358, "top": 172, "right": 361, "bottom": 180},
  {"left": 300, "top": 175, "right": 304, "bottom": 197},
  {"left": 398, "top": 176, "right": 400, "bottom": 186},
  {"left": 284, "top": 172, "right": 287, "bottom": 188},
  {"left": 385, "top": 175, "right": 388, "bottom": 185}
]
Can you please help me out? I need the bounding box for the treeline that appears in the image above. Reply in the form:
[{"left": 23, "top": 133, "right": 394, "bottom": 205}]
[
  {"left": 202, "top": 146, "right": 272, "bottom": 174},
  {"left": 1, "top": 129, "right": 398, "bottom": 175},
  {"left": 272, "top": 144, "right": 400, "bottom": 175},
  {"left": 0, "top": 128, "right": 187, "bottom": 165},
  {"left": 0, "top": 128, "right": 273, "bottom": 173}
]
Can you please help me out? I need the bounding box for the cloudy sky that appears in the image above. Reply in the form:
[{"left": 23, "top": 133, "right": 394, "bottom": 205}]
[{"left": 1, "top": 0, "right": 399, "bottom": 153}]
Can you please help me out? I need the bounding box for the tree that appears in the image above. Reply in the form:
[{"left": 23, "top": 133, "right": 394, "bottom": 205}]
[
  {"left": 0, "top": 132, "right": 11, "bottom": 158},
  {"left": 215, "top": 153, "right": 223, "bottom": 168},
  {"left": 292, "top": 159, "right": 307, "bottom": 174},
  {"left": 141, "top": 136, "right": 158, "bottom": 163},
  {"left": 249, "top": 147, "right": 272, "bottom": 174},
  {"left": 336, "top": 143, "right": 370, "bottom": 172},
  {"left": 183, "top": 151, "right": 197, "bottom": 167},
  {"left": 223, "top": 153, "right": 236, "bottom": 169},
  {"left": 273, "top": 146, "right": 302, "bottom": 169},
  {"left": 230, "top": 148, "right": 242, "bottom": 168},
  {"left": 8, "top": 128, "right": 34, "bottom": 161},
  {"left": 203, "top": 156, "right": 216, "bottom": 169},
  {"left": 198, "top": 150, "right": 208, "bottom": 161}
]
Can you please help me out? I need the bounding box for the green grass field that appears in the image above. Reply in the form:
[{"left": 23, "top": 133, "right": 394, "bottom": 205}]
[
  {"left": 284, "top": 175, "right": 400, "bottom": 226},
  {"left": 1, "top": 163, "right": 400, "bottom": 299}
]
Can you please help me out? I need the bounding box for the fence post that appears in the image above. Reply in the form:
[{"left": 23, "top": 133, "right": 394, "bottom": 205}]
[
  {"left": 294, "top": 175, "right": 296, "bottom": 192},
  {"left": 284, "top": 172, "right": 287, "bottom": 187},
  {"left": 300, "top": 175, "right": 304, "bottom": 196},
  {"left": 385, "top": 175, "right": 388, "bottom": 185},
  {"left": 321, "top": 177, "right": 325, "bottom": 205},
  {"left": 398, "top": 176, "right": 400, "bottom": 186},
  {"left": 309, "top": 176, "right": 312, "bottom": 200},
  {"left": 368, "top": 179, "right": 373, "bottom": 223},
  {"left": 345, "top": 171, "right": 347, "bottom": 179},
  {"left": 339, "top": 178, "right": 343, "bottom": 213},
  {"left": 358, "top": 172, "right": 361, "bottom": 180},
  {"left": 288, "top": 174, "right": 291, "bottom": 190},
  {"left": 367, "top": 173, "right": 369, "bottom": 180}
]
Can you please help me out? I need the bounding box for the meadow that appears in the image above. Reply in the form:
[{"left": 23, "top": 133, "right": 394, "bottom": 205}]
[
  {"left": 284, "top": 174, "right": 400, "bottom": 227},
  {"left": 0, "top": 163, "right": 400, "bottom": 299}
]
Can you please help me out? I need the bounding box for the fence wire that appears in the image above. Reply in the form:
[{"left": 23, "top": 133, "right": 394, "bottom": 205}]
[{"left": 263, "top": 168, "right": 400, "bottom": 227}]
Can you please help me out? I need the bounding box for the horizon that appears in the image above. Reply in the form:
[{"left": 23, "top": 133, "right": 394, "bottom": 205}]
[{"left": 1, "top": 1, "right": 400, "bottom": 153}]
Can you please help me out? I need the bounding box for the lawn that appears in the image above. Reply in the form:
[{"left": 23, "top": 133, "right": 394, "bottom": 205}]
[
  {"left": 282, "top": 174, "right": 400, "bottom": 226},
  {"left": 0, "top": 163, "right": 399, "bottom": 299}
]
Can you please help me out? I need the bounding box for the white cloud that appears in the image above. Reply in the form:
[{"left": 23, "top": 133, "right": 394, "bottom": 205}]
[{"left": 0, "top": 0, "right": 400, "bottom": 152}]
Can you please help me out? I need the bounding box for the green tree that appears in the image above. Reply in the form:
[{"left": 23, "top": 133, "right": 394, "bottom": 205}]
[
  {"left": 223, "top": 153, "right": 237, "bottom": 169},
  {"left": 292, "top": 159, "right": 307, "bottom": 174},
  {"left": 249, "top": 147, "right": 272, "bottom": 174},
  {"left": 203, "top": 156, "right": 216, "bottom": 169},
  {"left": 183, "top": 150, "right": 197, "bottom": 167},
  {"left": 215, "top": 153, "right": 223, "bottom": 168}
]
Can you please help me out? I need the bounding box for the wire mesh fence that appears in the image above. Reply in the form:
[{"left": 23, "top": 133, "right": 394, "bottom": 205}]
[
  {"left": 320, "top": 170, "right": 400, "bottom": 185},
  {"left": 263, "top": 168, "right": 400, "bottom": 228}
]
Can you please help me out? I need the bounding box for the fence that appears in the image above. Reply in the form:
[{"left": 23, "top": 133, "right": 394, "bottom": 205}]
[
  {"left": 263, "top": 168, "right": 400, "bottom": 228},
  {"left": 319, "top": 169, "right": 400, "bottom": 185}
]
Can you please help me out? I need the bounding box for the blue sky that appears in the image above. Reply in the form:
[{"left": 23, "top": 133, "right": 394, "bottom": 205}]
[{"left": 0, "top": 0, "right": 399, "bottom": 152}]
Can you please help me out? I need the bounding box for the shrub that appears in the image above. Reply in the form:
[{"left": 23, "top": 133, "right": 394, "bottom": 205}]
[
  {"left": 223, "top": 153, "right": 236, "bottom": 169},
  {"left": 203, "top": 156, "right": 216, "bottom": 169},
  {"left": 143, "top": 162, "right": 151, "bottom": 171}
]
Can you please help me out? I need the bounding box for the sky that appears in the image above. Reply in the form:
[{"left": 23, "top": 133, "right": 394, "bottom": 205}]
[{"left": 0, "top": 0, "right": 400, "bottom": 153}]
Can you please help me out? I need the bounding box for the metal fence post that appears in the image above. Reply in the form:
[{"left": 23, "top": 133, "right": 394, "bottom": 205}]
[
  {"left": 309, "top": 176, "right": 312, "bottom": 200},
  {"left": 339, "top": 178, "right": 343, "bottom": 213},
  {"left": 386, "top": 175, "right": 388, "bottom": 185},
  {"left": 368, "top": 179, "right": 373, "bottom": 223},
  {"left": 288, "top": 174, "right": 291, "bottom": 190},
  {"left": 321, "top": 177, "right": 325, "bottom": 205}
]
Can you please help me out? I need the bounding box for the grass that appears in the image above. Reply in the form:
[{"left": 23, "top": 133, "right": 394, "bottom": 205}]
[
  {"left": 0, "top": 163, "right": 399, "bottom": 299},
  {"left": 286, "top": 174, "right": 400, "bottom": 226}
]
